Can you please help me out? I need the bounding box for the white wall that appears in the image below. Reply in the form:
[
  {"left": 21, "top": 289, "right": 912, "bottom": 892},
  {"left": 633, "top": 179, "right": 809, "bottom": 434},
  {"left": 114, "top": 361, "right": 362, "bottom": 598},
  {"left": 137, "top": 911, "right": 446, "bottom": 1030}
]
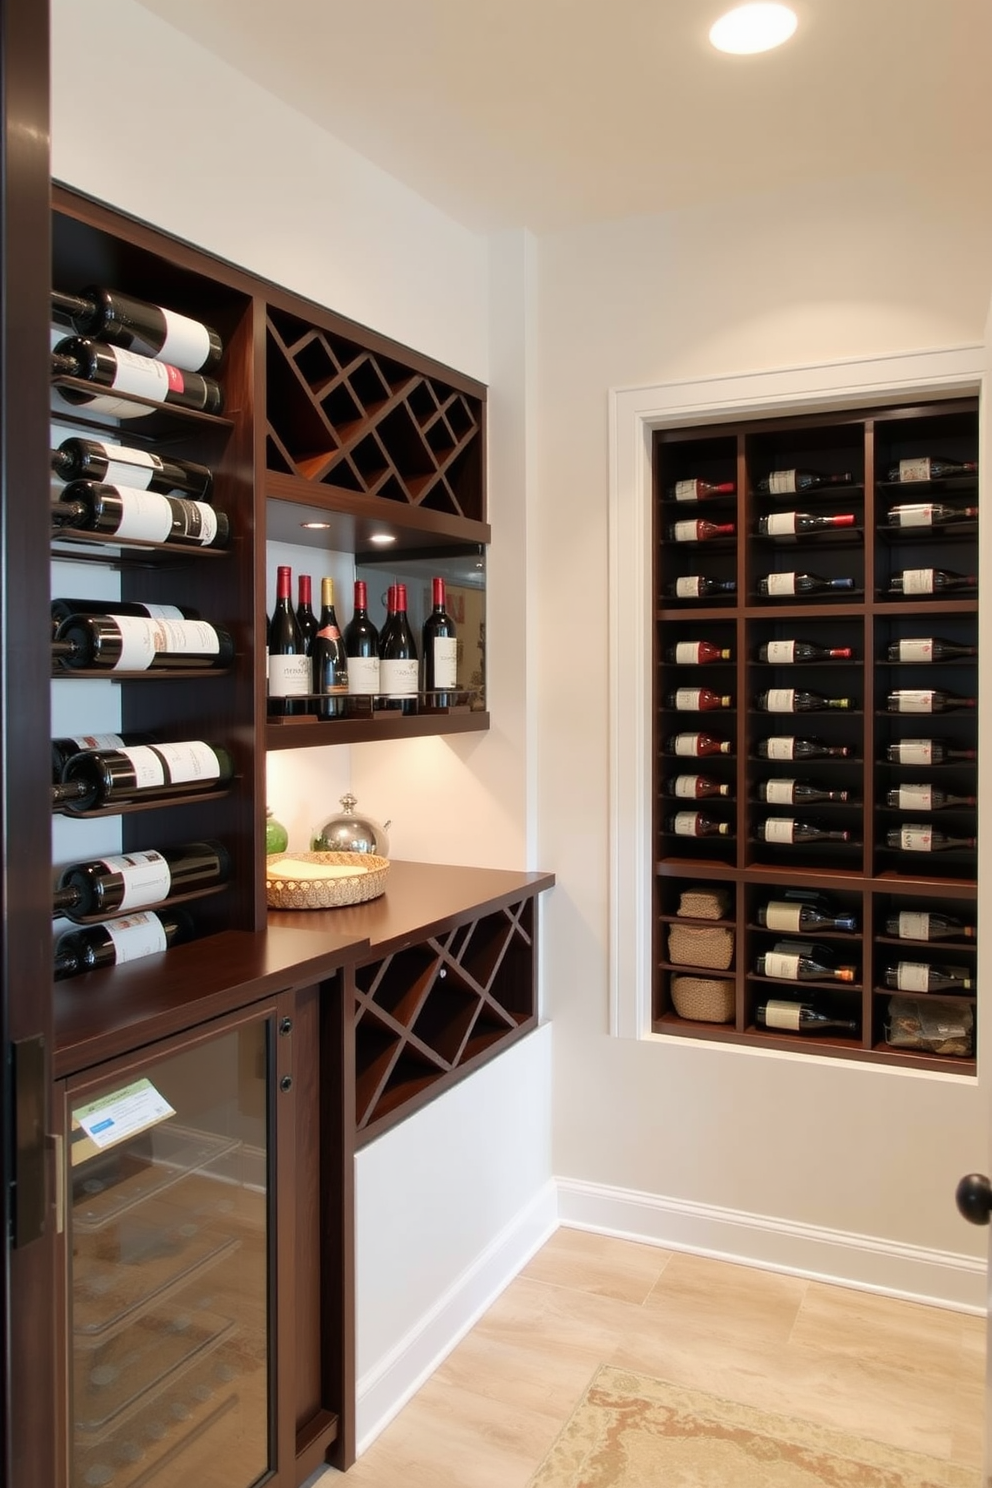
[{"left": 537, "top": 175, "right": 992, "bottom": 1290}]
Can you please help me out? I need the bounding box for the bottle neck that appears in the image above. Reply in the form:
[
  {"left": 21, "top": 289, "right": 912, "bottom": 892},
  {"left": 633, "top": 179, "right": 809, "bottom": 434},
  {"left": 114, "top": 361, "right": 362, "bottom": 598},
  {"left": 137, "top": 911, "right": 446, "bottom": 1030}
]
[
  {"left": 320, "top": 578, "right": 335, "bottom": 609},
  {"left": 275, "top": 566, "right": 292, "bottom": 603},
  {"left": 51, "top": 350, "right": 81, "bottom": 378},
  {"left": 432, "top": 577, "right": 446, "bottom": 609},
  {"left": 297, "top": 575, "right": 312, "bottom": 607},
  {"left": 51, "top": 499, "right": 87, "bottom": 528},
  {"left": 51, "top": 778, "right": 91, "bottom": 807},
  {"left": 353, "top": 580, "right": 368, "bottom": 615},
  {"left": 52, "top": 884, "right": 83, "bottom": 913},
  {"left": 51, "top": 288, "right": 95, "bottom": 327}
]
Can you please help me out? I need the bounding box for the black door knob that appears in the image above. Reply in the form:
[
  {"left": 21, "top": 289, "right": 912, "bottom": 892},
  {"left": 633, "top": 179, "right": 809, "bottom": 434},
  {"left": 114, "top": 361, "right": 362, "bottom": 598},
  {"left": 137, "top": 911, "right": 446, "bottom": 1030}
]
[{"left": 955, "top": 1173, "right": 992, "bottom": 1225}]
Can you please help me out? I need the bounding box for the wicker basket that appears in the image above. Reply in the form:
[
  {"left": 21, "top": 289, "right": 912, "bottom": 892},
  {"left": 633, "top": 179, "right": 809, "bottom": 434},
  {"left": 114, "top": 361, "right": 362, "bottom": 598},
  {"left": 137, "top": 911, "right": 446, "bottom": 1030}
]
[
  {"left": 668, "top": 922, "right": 734, "bottom": 970},
  {"left": 677, "top": 886, "right": 731, "bottom": 921},
  {"left": 265, "top": 852, "right": 389, "bottom": 910},
  {"left": 670, "top": 974, "right": 735, "bottom": 1024}
]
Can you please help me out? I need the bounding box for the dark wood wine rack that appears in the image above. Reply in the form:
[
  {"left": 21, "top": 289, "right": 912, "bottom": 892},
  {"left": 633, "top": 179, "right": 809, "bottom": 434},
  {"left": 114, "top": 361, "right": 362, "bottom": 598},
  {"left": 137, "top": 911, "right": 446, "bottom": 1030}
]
[{"left": 653, "top": 399, "right": 979, "bottom": 1073}]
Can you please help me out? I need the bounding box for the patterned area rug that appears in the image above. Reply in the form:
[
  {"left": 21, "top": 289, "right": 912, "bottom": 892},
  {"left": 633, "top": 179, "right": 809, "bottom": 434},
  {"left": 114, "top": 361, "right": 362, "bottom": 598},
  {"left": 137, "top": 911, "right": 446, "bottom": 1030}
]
[{"left": 528, "top": 1366, "right": 980, "bottom": 1487}]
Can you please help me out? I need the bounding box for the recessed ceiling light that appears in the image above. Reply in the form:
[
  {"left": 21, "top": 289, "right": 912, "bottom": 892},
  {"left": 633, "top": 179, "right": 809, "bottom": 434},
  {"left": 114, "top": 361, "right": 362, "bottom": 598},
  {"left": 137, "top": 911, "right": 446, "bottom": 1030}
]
[
  {"left": 709, "top": 3, "right": 797, "bottom": 54},
  {"left": 300, "top": 520, "right": 331, "bottom": 530},
  {"left": 369, "top": 533, "right": 396, "bottom": 545}
]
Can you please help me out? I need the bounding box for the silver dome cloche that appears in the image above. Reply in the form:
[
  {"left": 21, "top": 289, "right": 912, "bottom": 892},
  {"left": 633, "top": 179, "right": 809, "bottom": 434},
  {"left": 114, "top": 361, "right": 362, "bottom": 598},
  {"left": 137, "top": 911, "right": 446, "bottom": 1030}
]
[{"left": 310, "top": 793, "right": 391, "bottom": 857}]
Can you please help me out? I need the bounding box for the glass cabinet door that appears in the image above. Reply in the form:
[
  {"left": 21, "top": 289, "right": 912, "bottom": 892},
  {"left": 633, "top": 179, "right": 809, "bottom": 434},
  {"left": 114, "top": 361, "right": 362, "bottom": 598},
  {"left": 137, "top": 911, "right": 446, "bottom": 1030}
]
[{"left": 64, "top": 1013, "right": 272, "bottom": 1488}]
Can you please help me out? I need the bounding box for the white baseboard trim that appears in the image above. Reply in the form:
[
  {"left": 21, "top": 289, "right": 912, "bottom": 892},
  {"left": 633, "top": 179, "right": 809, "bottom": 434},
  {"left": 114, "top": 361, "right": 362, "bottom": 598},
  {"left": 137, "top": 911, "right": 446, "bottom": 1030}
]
[
  {"left": 354, "top": 1178, "right": 559, "bottom": 1454},
  {"left": 556, "top": 1176, "right": 986, "bottom": 1313}
]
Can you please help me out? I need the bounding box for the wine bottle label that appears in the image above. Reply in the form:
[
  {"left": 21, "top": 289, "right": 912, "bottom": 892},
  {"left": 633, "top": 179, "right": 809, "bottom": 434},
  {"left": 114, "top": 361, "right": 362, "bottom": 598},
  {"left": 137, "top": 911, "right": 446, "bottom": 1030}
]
[
  {"left": 763, "top": 819, "right": 796, "bottom": 844},
  {"left": 674, "top": 776, "right": 702, "bottom": 798},
  {"left": 138, "top": 605, "right": 186, "bottom": 619},
  {"left": 98, "top": 442, "right": 160, "bottom": 490},
  {"left": 899, "top": 826, "right": 932, "bottom": 852},
  {"left": 674, "top": 577, "right": 703, "bottom": 598},
  {"left": 346, "top": 655, "right": 380, "bottom": 694},
  {"left": 113, "top": 616, "right": 221, "bottom": 671},
  {"left": 764, "top": 780, "right": 796, "bottom": 805},
  {"left": 431, "top": 637, "right": 458, "bottom": 688},
  {"left": 765, "top": 689, "right": 795, "bottom": 712},
  {"left": 896, "top": 785, "right": 933, "bottom": 810},
  {"left": 895, "top": 639, "right": 933, "bottom": 663},
  {"left": 673, "top": 735, "right": 702, "bottom": 756},
  {"left": 158, "top": 307, "right": 212, "bottom": 371},
  {"left": 674, "top": 642, "right": 703, "bottom": 664},
  {"left": 172, "top": 498, "right": 219, "bottom": 545},
  {"left": 895, "top": 962, "right": 930, "bottom": 993},
  {"left": 897, "top": 458, "right": 932, "bottom": 483},
  {"left": 674, "top": 480, "right": 698, "bottom": 501},
  {"left": 268, "top": 653, "right": 311, "bottom": 697},
  {"left": 765, "top": 737, "right": 796, "bottom": 760},
  {"left": 380, "top": 658, "right": 419, "bottom": 696},
  {"left": 97, "top": 851, "right": 171, "bottom": 911},
  {"left": 153, "top": 741, "right": 222, "bottom": 785},
  {"left": 892, "top": 690, "right": 934, "bottom": 713},
  {"left": 894, "top": 739, "right": 933, "bottom": 764},
  {"left": 119, "top": 746, "right": 167, "bottom": 789},
  {"left": 896, "top": 912, "right": 931, "bottom": 940},
  {"left": 674, "top": 689, "right": 704, "bottom": 709},
  {"left": 67, "top": 732, "right": 126, "bottom": 751},
  {"left": 893, "top": 504, "right": 934, "bottom": 527},
  {"left": 103, "top": 911, "right": 169, "bottom": 963},
  {"left": 109, "top": 346, "right": 174, "bottom": 401},
  {"left": 764, "top": 512, "right": 798, "bottom": 536},
  {"left": 765, "top": 573, "right": 796, "bottom": 596},
  {"left": 763, "top": 903, "right": 803, "bottom": 933},
  {"left": 672, "top": 520, "right": 701, "bottom": 542},
  {"left": 764, "top": 952, "right": 801, "bottom": 980},
  {"left": 768, "top": 471, "right": 798, "bottom": 495},
  {"left": 901, "top": 569, "right": 934, "bottom": 595},
  {"left": 672, "top": 812, "right": 700, "bottom": 835},
  {"left": 765, "top": 641, "right": 796, "bottom": 664},
  {"left": 761, "top": 999, "right": 803, "bottom": 1030},
  {"left": 111, "top": 486, "right": 174, "bottom": 543}
]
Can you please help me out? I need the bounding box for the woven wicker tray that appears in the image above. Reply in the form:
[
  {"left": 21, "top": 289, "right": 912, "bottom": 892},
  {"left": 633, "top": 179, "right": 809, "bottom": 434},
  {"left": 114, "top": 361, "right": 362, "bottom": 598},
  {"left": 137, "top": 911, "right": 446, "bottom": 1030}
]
[{"left": 265, "top": 852, "right": 389, "bottom": 910}]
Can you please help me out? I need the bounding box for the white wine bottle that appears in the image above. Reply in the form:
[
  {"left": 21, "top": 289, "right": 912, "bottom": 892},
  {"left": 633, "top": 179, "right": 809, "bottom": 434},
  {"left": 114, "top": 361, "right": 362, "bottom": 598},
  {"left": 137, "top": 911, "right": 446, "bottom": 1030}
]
[{"left": 756, "top": 1002, "right": 858, "bottom": 1034}]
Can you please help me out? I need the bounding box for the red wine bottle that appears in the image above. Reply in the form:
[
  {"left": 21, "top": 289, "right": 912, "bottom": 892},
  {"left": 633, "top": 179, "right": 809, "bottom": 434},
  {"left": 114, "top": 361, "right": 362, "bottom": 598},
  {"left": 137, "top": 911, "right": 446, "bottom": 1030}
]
[
  {"left": 663, "top": 732, "right": 732, "bottom": 758},
  {"left": 758, "top": 470, "right": 854, "bottom": 495},
  {"left": 669, "top": 576, "right": 736, "bottom": 600},
  {"left": 51, "top": 286, "right": 223, "bottom": 371},
  {"left": 52, "top": 614, "right": 233, "bottom": 671},
  {"left": 666, "top": 519, "right": 735, "bottom": 542},
  {"left": 53, "top": 841, "right": 231, "bottom": 921},
  {"left": 268, "top": 565, "right": 309, "bottom": 716},
  {"left": 54, "top": 908, "right": 195, "bottom": 981},
  {"left": 665, "top": 688, "right": 733, "bottom": 711},
  {"left": 51, "top": 740, "right": 234, "bottom": 814},
  {"left": 669, "top": 478, "right": 735, "bottom": 502},
  {"left": 759, "top": 818, "right": 851, "bottom": 846},
  {"left": 344, "top": 580, "right": 380, "bottom": 697},
  {"left": 886, "top": 502, "right": 978, "bottom": 528},
  {"left": 665, "top": 640, "right": 732, "bottom": 665},
  {"left": 885, "top": 786, "right": 976, "bottom": 810},
  {"left": 52, "top": 337, "right": 223, "bottom": 416},
  {"left": 51, "top": 732, "right": 156, "bottom": 788},
  {"left": 883, "top": 962, "right": 973, "bottom": 994},
  {"left": 421, "top": 576, "right": 458, "bottom": 704},
  {"left": 758, "top": 573, "right": 856, "bottom": 597},
  {"left": 757, "top": 512, "right": 856, "bottom": 536},
  {"left": 758, "top": 900, "right": 857, "bottom": 933},
  {"left": 379, "top": 581, "right": 418, "bottom": 712},
  {"left": 756, "top": 1002, "right": 858, "bottom": 1033},
  {"left": 663, "top": 774, "right": 731, "bottom": 800},
  {"left": 885, "top": 911, "right": 975, "bottom": 942},
  {"left": 756, "top": 948, "right": 856, "bottom": 983},
  {"left": 758, "top": 780, "right": 849, "bottom": 805},
  {"left": 50, "top": 598, "right": 199, "bottom": 629},
  {"left": 756, "top": 737, "right": 851, "bottom": 761},
  {"left": 51, "top": 480, "right": 228, "bottom": 548},
  {"left": 52, "top": 437, "right": 213, "bottom": 499},
  {"left": 886, "top": 638, "right": 977, "bottom": 663},
  {"left": 885, "top": 739, "right": 975, "bottom": 765},
  {"left": 886, "top": 689, "right": 976, "bottom": 714},
  {"left": 755, "top": 689, "right": 852, "bottom": 713},
  {"left": 665, "top": 811, "right": 731, "bottom": 839},
  {"left": 886, "top": 458, "right": 977, "bottom": 483},
  {"left": 757, "top": 641, "right": 852, "bottom": 664},
  {"left": 295, "top": 574, "right": 319, "bottom": 656},
  {"left": 312, "top": 577, "right": 348, "bottom": 721},
  {"left": 885, "top": 825, "right": 977, "bottom": 853},
  {"left": 887, "top": 569, "right": 977, "bottom": 596}
]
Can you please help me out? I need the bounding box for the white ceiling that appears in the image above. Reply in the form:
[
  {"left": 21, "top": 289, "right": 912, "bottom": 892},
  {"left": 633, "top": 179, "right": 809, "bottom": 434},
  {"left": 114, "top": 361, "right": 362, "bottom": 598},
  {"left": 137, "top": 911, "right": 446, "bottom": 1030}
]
[{"left": 136, "top": 0, "right": 992, "bottom": 234}]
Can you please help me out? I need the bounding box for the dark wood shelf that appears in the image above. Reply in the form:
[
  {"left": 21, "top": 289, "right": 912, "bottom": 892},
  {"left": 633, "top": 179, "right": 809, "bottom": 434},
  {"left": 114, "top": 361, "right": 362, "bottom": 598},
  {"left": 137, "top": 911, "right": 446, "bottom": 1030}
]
[{"left": 266, "top": 710, "right": 489, "bottom": 750}]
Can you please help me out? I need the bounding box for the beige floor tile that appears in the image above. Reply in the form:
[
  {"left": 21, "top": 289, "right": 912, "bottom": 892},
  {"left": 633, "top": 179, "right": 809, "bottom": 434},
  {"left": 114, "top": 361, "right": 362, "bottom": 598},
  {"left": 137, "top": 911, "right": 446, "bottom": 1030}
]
[
  {"left": 643, "top": 1249, "right": 809, "bottom": 1347},
  {"left": 518, "top": 1225, "right": 673, "bottom": 1304},
  {"left": 431, "top": 1326, "right": 600, "bottom": 1423}
]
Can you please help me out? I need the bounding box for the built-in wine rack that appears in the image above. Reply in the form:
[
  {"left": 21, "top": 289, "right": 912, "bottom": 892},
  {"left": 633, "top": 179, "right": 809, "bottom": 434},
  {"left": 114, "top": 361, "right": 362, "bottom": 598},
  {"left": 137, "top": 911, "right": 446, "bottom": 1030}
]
[{"left": 654, "top": 400, "right": 979, "bottom": 1071}]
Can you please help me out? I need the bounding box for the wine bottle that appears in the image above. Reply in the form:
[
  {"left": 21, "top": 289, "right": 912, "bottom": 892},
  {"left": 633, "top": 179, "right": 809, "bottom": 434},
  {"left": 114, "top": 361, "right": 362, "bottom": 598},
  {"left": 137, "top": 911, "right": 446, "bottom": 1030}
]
[
  {"left": 267, "top": 565, "right": 309, "bottom": 716},
  {"left": 886, "top": 502, "right": 978, "bottom": 528},
  {"left": 669, "top": 478, "right": 735, "bottom": 502},
  {"left": 757, "top": 641, "right": 852, "bottom": 664},
  {"left": 668, "top": 576, "right": 736, "bottom": 600},
  {"left": 421, "top": 576, "right": 458, "bottom": 704},
  {"left": 52, "top": 438, "right": 213, "bottom": 499},
  {"left": 663, "top": 733, "right": 733, "bottom": 758},
  {"left": 54, "top": 908, "right": 194, "bottom": 981},
  {"left": 52, "top": 614, "right": 233, "bottom": 672},
  {"left": 664, "top": 688, "right": 733, "bottom": 711},
  {"left": 51, "top": 286, "right": 223, "bottom": 371},
  {"left": 885, "top": 689, "right": 976, "bottom": 714},
  {"left": 885, "top": 740, "right": 976, "bottom": 765},
  {"left": 882, "top": 962, "right": 973, "bottom": 994},
  {"left": 664, "top": 641, "right": 732, "bottom": 665},
  {"left": 378, "top": 585, "right": 397, "bottom": 656},
  {"left": 885, "top": 911, "right": 975, "bottom": 942},
  {"left": 51, "top": 740, "right": 234, "bottom": 814},
  {"left": 666, "top": 519, "right": 735, "bottom": 543},
  {"left": 665, "top": 811, "right": 731, "bottom": 839},
  {"left": 887, "top": 569, "right": 977, "bottom": 596},
  {"left": 758, "top": 470, "right": 854, "bottom": 495},
  {"left": 885, "top": 825, "right": 977, "bottom": 853},
  {"left": 758, "top": 780, "right": 849, "bottom": 805},
  {"left": 344, "top": 581, "right": 381, "bottom": 697},
  {"left": 886, "top": 638, "right": 977, "bottom": 663},
  {"left": 51, "top": 480, "right": 229, "bottom": 548},
  {"left": 312, "top": 577, "right": 348, "bottom": 721},
  {"left": 885, "top": 786, "right": 976, "bottom": 810},
  {"left": 51, "top": 732, "right": 156, "bottom": 788},
  {"left": 379, "top": 581, "right": 418, "bottom": 711},
  {"left": 53, "top": 841, "right": 231, "bottom": 922},
  {"left": 295, "top": 575, "right": 319, "bottom": 657},
  {"left": 756, "top": 737, "right": 851, "bottom": 761},
  {"left": 755, "top": 689, "right": 852, "bottom": 713},
  {"left": 758, "top": 573, "right": 856, "bottom": 597},
  {"left": 757, "top": 512, "right": 856, "bottom": 536},
  {"left": 50, "top": 598, "right": 199, "bottom": 629},
  {"left": 756, "top": 1002, "right": 858, "bottom": 1034},
  {"left": 758, "top": 900, "right": 858, "bottom": 933},
  {"left": 759, "top": 818, "right": 851, "bottom": 846},
  {"left": 755, "top": 947, "right": 856, "bottom": 983},
  {"left": 885, "top": 457, "right": 977, "bottom": 483},
  {"left": 663, "top": 774, "right": 731, "bottom": 800},
  {"left": 52, "top": 337, "right": 223, "bottom": 417}
]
